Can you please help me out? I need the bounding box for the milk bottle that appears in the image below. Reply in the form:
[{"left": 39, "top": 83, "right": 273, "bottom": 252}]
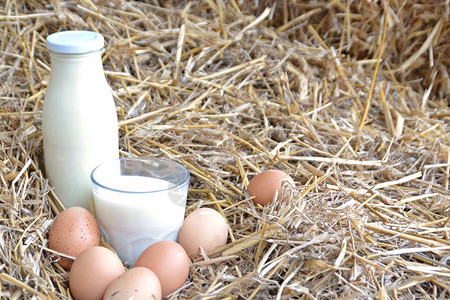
[{"left": 43, "top": 31, "right": 119, "bottom": 209}]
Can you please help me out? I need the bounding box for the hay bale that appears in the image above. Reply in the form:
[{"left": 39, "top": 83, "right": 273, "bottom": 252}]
[{"left": 0, "top": 0, "right": 449, "bottom": 298}]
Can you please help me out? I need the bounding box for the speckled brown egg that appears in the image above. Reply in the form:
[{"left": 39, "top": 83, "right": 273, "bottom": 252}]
[
  {"left": 247, "top": 170, "right": 295, "bottom": 206},
  {"left": 48, "top": 206, "right": 100, "bottom": 270},
  {"left": 103, "top": 267, "right": 161, "bottom": 300},
  {"left": 69, "top": 246, "right": 124, "bottom": 300}
]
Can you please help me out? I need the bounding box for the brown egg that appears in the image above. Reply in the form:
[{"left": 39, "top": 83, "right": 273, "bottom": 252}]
[
  {"left": 178, "top": 208, "right": 228, "bottom": 259},
  {"left": 247, "top": 170, "right": 295, "bottom": 206},
  {"left": 135, "top": 241, "right": 189, "bottom": 297},
  {"left": 69, "top": 246, "right": 124, "bottom": 300},
  {"left": 103, "top": 267, "right": 161, "bottom": 300},
  {"left": 48, "top": 206, "right": 100, "bottom": 270}
]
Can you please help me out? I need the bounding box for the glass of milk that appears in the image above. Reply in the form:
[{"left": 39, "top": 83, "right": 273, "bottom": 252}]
[{"left": 91, "top": 157, "right": 190, "bottom": 266}]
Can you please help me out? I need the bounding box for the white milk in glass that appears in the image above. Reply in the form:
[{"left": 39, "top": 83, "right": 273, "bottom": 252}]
[
  {"left": 92, "top": 175, "right": 188, "bottom": 265},
  {"left": 43, "top": 31, "right": 118, "bottom": 209}
]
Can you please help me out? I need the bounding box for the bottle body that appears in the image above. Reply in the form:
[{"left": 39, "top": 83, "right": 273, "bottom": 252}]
[{"left": 43, "top": 50, "right": 119, "bottom": 209}]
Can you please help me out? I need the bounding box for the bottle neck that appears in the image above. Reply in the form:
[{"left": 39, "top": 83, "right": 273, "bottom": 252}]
[{"left": 49, "top": 50, "right": 104, "bottom": 74}]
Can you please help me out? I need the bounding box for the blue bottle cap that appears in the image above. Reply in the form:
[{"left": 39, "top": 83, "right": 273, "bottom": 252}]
[{"left": 46, "top": 31, "right": 104, "bottom": 54}]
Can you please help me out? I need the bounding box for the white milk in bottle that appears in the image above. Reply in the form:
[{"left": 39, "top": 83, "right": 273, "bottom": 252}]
[{"left": 43, "top": 31, "right": 119, "bottom": 209}]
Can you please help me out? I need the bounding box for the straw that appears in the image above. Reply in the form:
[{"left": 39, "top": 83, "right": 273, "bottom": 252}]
[{"left": 0, "top": 0, "right": 449, "bottom": 298}]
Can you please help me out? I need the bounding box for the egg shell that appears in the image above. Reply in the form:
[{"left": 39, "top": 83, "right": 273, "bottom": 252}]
[
  {"left": 103, "top": 267, "right": 161, "bottom": 300},
  {"left": 178, "top": 208, "right": 228, "bottom": 259},
  {"left": 247, "top": 170, "right": 295, "bottom": 206},
  {"left": 69, "top": 246, "right": 124, "bottom": 300},
  {"left": 135, "top": 241, "right": 189, "bottom": 297},
  {"left": 48, "top": 206, "right": 101, "bottom": 270}
]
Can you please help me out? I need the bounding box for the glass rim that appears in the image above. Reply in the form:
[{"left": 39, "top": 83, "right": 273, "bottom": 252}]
[{"left": 90, "top": 157, "right": 190, "bottom": 194}]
